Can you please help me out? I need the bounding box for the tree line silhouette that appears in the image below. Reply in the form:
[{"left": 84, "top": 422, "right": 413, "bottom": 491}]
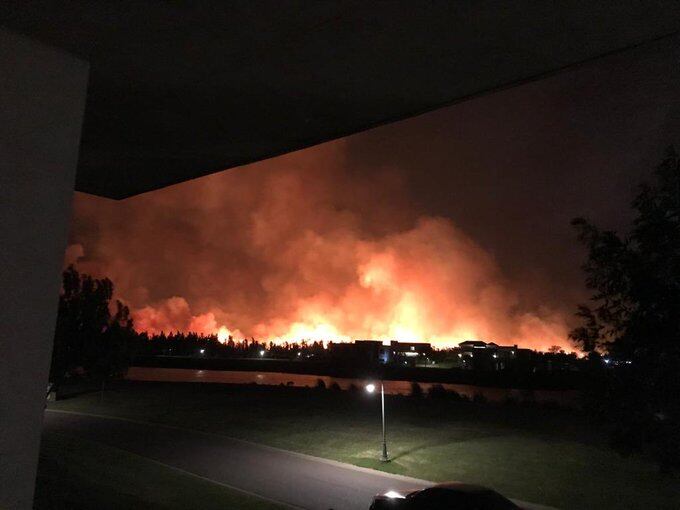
[{"left": 135, "top": 331, "right": 328, "bottom": 358}]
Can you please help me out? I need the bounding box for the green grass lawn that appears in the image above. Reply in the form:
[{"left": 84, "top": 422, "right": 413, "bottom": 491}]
[
  {"left": 49, "top": 381, "right": 680, "bottom": 510},
  {"left": 35, "top": 431, "right": 286, "bottom": 510}
]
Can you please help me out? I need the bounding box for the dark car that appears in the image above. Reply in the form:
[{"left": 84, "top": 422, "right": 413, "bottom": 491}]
[{"left": 370, "top": 482, "right": 520, "bottom": 510}]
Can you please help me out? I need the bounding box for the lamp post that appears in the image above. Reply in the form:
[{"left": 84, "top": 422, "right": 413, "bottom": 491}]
[{"left": 366, "top": 382, "right": 389, "bottom": 462}]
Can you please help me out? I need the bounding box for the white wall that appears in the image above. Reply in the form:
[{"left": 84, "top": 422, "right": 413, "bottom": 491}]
[{"left": 0, "top": 29, "right": 88, "bottom": 509}]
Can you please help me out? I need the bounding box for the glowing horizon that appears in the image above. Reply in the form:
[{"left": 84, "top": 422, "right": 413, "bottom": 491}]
[{"left": 71, "top": 142, "right": 573, "bottom": 354}]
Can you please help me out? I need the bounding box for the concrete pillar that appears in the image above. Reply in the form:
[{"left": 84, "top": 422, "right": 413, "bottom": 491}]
[{"left": 0, "top": 29, "right": 88, "bottom": 509}]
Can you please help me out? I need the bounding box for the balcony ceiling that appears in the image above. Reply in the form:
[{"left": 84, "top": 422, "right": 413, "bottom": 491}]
[{"left": 2, "top": 1, "right": 680, "bottom": 198}]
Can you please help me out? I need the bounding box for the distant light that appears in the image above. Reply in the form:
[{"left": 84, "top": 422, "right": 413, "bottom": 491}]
[
  {"left": 384, "top": 491, "right": 404, "bottom": 499},
  {"left": 404, "top": 361, "right": 408, "bottom": 365},
  {"left": 457, "top": 353, "right": 462, "bottom": 358},
  {"left": 260, "top": 350, "right": 265, "bottom": 356},
  {"left": 365, "top": 383, "right": 376, "bottom": 393},
  {"left": 603, "top": 358, "right": 611, "bottom": 364},
  {"left": 199, "top": 349, "right": 205, "bottom": 354},
  {"left": 297, "top": 352, "right": 301, "bottom": 357},
  {"left": 625, "top": 360, "right": 632, "bottom": 365},
  {"left": 492, "top": 353, "right": 498, "bottom": 359}
]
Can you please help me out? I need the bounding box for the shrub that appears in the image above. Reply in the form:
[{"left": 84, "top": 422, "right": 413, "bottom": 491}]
[
  {"left": 472, "top": 392, "right": 487, "bottom": 404},
  {"left": 447, "top": 389, "right": 466, "bottom": 402},
  {"left": 410, "top": 382, "right": 424, "bottom": 398},
  {"left": 427, "top": 384, "right": 448, "bottom": 399}
]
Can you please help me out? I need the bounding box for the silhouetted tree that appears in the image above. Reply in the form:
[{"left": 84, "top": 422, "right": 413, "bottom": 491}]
[
  {"left": 90, "top": 300, "right": 136, "bottom": 387},
  {"left": 51, "top": 266, "right": 136, "bottom": 389},
  {"left": 410, "top": 381, "right": 424, "bottom": 398},
  {"left": 472, "top": 392, "right": 487, "bottom": 404},
  {"left": 570, "top": 148, "right": 680, "bottom": 470},
  {"left": 427, "top": 384, "right": 447, "bottom": 399}
]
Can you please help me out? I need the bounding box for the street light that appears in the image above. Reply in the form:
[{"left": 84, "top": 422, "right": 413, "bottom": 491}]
[{"left": 365, "top": 381, "right": 389, "bottom": 462}]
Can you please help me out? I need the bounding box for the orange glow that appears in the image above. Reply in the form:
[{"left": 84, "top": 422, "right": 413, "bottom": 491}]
[
  {"left": 127, "top": 217, "right": 571, "bottom": 350},
  {"left": 217, "top": 326, "right": 230, "bottom": 343},
  {"left": 71, "top": 141, "right": 572, "bottom": 352},
  {"left": 198, "top": 220, "right": 570, "bottom": 350}
]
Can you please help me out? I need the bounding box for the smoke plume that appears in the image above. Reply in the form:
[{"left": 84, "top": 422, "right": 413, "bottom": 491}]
[{"left": 68, "top": 140, "right": 570, "bottom": 351}]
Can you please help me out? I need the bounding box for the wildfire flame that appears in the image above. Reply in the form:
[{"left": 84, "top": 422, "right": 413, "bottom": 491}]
[
  {"left": 69, "top": 140, "right": 572, "bottom": 352},
  {"left": 216, "top": 326, "right": 231, "bottom": 343},
  {"left": 202, "top": 218, "right": 569, "bottom": 349}
]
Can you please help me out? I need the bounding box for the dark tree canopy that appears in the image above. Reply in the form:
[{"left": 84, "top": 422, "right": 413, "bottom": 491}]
[
  {"left": 570, "top": 147, "right": 680, "bottom": 360},
  {"left": 51, "top": 266, "right": 136, "bottom": 385}
]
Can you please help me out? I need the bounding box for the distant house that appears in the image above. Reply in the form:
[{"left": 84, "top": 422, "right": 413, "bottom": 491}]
[
  {"left": 458, "top": 340, "right": 491, "bottom": 350},
  {"left": 330, "top": 340, "right": 432, "bottom": 366},
  {"left": 377, "top": 340, "right": 432, "bottom": 366},
  {"left": 330, "top": 340, "right": 382, "bottom": 364},
  {"left": 455, "top": 340, "right": 530, "bottom": 371}
]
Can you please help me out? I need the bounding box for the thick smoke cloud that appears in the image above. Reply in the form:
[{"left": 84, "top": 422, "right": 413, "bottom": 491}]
[
  {"left": 68, "top": 140, "right": 570, "bottom": 351},
  {"left": 66, "top": 35, "right": 680, "bottom": 353}
]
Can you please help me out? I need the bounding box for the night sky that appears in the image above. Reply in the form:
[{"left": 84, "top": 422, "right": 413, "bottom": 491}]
[{"left": 66, "top": 34, "right": 680, "bottom": 351}]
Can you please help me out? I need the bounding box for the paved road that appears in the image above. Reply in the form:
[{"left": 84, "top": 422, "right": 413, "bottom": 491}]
[{"left": 43, "top": 410, "right": 554, "bottom": 510}]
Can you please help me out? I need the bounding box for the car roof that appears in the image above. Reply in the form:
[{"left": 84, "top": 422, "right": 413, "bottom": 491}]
[{"left": 429, "top": 482, "right": 500, "bottom": 494}]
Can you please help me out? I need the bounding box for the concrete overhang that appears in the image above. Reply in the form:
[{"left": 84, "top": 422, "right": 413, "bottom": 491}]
[{"left": 2, "top": 1, "right": 680, "bottom": 199}]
